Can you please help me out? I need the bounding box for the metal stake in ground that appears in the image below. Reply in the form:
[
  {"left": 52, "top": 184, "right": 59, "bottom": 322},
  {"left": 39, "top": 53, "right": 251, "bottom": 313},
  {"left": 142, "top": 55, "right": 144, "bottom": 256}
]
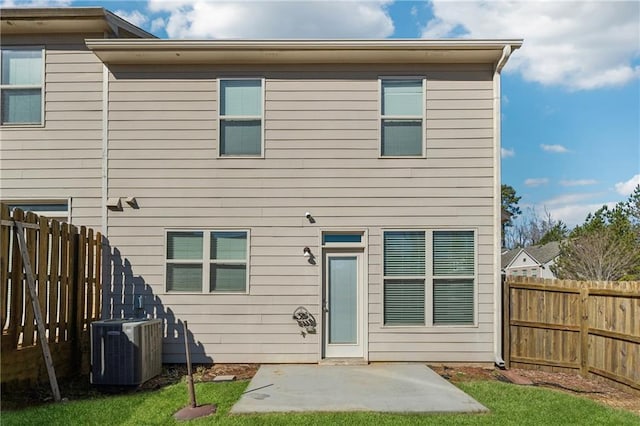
[{"left": 173, "top": 321, "right": 216, "bottom": 421}]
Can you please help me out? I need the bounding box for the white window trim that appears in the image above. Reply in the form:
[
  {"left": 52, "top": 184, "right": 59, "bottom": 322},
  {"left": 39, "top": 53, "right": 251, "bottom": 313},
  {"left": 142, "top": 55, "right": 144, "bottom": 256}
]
[
  {"left": 216, "top": 77, "right": 265, "bottom": 158},
  {"left": 381, "top": 228, "right": 478, "bottom": 328},
  {"left": 378, "top": 76, "right": 427, "bottom": 158},
  {"left": 164, "top": 229, "right": 251, "bottom": 294},
  {"left": 0, "top": 46, "right": 45, "bottom": 127}
]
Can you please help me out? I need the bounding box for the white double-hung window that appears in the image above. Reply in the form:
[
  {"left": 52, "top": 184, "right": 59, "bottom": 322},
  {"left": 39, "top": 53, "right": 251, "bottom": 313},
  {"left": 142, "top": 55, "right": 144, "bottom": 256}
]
[
  {"left": 380, "top": 78, "right": 425, "bottom": 157},
  {"left": 383, "top": 229, "right": 476, "bottom": 326},
  {"left": 218, "top": 79, "right": 263, "bottom": 156},
  {"left": 1, "top": 47, "right": 44, "bottom": 125},
  {"left": 166, "top": 230, "right": 249, "bottom": 293}
]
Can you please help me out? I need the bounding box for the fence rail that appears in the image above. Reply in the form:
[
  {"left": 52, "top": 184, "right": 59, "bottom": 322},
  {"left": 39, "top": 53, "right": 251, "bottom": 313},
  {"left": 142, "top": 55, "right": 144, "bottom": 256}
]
[
  {"left": 504, "top": 276, "right": 640, "bottom": 394},
  {"left": 1, "top": 203, "right": 102, "bottom": 384}
]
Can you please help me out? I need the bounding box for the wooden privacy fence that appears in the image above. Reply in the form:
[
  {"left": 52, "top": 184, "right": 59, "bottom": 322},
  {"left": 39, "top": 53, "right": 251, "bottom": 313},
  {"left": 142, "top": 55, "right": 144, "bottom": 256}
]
[
  {"left": 504, "top": 276, "right": 640, "bottom": 394},
  {"left": 0, "top": 203, "right": 102, "bottom": 385}
]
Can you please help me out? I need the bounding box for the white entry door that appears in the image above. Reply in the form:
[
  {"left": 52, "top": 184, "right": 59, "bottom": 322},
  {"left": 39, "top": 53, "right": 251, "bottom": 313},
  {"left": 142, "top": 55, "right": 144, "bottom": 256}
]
[{"left": 323, "top": 252, "right": 364, "bottom": 358}]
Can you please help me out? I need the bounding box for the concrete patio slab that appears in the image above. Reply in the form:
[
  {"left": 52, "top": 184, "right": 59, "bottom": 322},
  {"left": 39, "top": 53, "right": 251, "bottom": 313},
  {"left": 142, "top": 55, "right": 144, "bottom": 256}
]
[{"left": 231, "top": 364, "right": 488, "bottom": 414}]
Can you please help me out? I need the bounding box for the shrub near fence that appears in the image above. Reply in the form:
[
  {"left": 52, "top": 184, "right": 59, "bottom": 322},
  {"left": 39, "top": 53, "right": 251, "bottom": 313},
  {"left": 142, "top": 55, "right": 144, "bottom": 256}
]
[
  {"left": 504, "top": 276, "right": 640, "bottom": 394},
  {"left": 0, "top": 203, "right": 102, "bottom": 385}
]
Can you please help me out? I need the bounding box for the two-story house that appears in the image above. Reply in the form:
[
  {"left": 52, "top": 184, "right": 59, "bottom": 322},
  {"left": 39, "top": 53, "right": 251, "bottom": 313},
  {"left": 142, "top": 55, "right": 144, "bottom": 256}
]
[{"left": 1, "top": 7, "right": 521, "bottom": 365}]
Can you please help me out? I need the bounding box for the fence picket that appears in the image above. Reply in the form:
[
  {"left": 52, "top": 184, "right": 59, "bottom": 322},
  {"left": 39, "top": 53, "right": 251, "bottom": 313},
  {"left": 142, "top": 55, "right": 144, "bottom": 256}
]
[
  {"left": 38, "top": 217, "right": 49, "bottom": 341},
  {"left": 9, "top": 209, "right": 24, "bottom": 348},
  {"left": 22, "top": 212, "right": 38, "bottom": 347},
  {"left": 1, "top": 205, "right": 10, "bottom": 329},
  {"left": 49, "top": 221, "right": 60, "bottom": 343}
]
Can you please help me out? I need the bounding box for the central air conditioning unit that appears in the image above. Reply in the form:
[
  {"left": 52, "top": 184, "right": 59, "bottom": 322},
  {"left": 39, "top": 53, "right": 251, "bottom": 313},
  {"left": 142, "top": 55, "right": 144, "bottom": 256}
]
[{"left": 91, "top": 318, "right": 163, "bottom": 386}]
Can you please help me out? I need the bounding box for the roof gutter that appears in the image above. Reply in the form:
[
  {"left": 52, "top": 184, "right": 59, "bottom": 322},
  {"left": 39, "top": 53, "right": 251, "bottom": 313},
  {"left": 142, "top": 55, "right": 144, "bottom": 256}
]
[
  {"left": 493, "top": 44, "right": 516, "bottom": 370},
  {"left": 85, "top": 38, "right": 523, "bottom": 65}
]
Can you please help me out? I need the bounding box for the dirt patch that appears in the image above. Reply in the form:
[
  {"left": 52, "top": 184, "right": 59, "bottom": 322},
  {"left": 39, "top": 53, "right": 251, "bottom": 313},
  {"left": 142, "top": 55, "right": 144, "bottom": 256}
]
[{"left": 430, "top": 365, "right": 640, "bottom": 415}]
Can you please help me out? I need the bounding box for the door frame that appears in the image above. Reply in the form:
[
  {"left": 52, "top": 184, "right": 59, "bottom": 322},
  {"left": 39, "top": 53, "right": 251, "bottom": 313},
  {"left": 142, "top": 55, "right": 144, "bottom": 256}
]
[{"left": 318, "top": 229, "right": 368, "bottom": 361}]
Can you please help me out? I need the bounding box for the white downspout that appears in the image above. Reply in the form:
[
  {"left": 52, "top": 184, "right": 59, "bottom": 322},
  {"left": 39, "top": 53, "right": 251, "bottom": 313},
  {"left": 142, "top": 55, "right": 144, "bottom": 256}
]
[
  {"left": 101, "top": 63, "right": 110, "bottom": 320},
  {"left": 493, "top": 45, "right": 512, "bottom": 369}
]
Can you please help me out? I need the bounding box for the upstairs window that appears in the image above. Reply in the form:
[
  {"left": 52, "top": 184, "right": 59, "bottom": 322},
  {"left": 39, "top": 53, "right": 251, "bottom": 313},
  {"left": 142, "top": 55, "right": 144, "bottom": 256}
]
[
  {"left": 380, "top": 78, "right": 425, "bottom": 157},
  {"left": 1, "top": 48, "right": 44, "bottom": 125},
  {"left": 219, "top": 79, "right": 263, "bottom": 156}
]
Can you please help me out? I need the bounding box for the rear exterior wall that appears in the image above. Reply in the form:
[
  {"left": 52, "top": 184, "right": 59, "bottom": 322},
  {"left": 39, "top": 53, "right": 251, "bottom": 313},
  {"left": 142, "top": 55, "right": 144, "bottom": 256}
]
[
  {"left": 105, "top": 63, "right": 497, "bottom": 363},
  {"left": 0, "top": 34, "right": 105, "bottom": 229}
]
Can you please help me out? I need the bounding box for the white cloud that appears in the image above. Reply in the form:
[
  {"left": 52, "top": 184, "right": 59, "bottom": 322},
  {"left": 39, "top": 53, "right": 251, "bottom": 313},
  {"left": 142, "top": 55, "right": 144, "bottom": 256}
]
[
  {"left": 541, "top": 144, "right": 569, "bottom": 153},
  {"left": 422, "top": 1, "right": 640, "bottom": 90},
  {"left": 543, "top": 192, "right": 601, "bottom": 207},
  {"left": 0, "top": 0, "right": 71, "bottom": 6},
  {"left": 114, "top": 10, "right": 149, "bottom": 28},
  {"left": 615, "top": 174, "right": 640, "bottom": 196},
  {"left": 501, "top": 147, "right": 515, "bottom": 158},
  {"left": 150, "top": 17, "right": 166, "bottom": 34},
  {"left": 147, "top": 0, "right": 394, "bottom": 39},
  {"left": 559, "top": 179, "right": 597, "bottom": 187},
  {"left": 524, "top": 178, "right": 549, "bottom": 187},
  {"left": 546, "top": 202, "right": 617, "bottom": 227}
]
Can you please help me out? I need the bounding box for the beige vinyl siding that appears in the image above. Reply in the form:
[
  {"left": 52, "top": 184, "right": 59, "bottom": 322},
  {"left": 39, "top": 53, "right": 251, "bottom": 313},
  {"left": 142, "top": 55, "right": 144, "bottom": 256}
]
[
  {"left": 0, "top": 35, "right": 104, "bottom": 229},
  {"left": 105, "top": 63, "right": 496, "bottom": 363}
]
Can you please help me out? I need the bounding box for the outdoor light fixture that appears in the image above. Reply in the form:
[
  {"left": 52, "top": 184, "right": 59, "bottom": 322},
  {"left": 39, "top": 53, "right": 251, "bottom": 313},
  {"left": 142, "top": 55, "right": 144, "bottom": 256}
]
[
  {"left": 302, "top": 246, "right": 316, "bottom": 265},
  {"left": 305, "top": 211, "right": 315, "bottom": 223}
]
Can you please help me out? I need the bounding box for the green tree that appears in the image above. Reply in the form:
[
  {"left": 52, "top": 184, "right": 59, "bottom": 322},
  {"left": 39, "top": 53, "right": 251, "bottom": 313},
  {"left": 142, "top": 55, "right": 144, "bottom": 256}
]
[
  {"left": 538, "top": 221, "right": 569, "bottom": 245},
  {"left": 553, "top": 185, "right": 640, "bottom": 281},
  {"left": 501, "top": 184, "right": 521, "bottom": 248},
  {"left": 501, "top": 184, "right": 521, "bottom": 227}
]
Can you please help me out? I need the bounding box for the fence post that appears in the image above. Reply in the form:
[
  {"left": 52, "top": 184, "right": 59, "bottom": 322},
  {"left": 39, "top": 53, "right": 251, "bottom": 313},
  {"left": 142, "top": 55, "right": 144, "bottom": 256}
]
[
  {"left": 579, "top": 285, "right": 589, "bottom": 377},
  {"left": 502, "top": 274, "right": 510, "bottom": 368}
]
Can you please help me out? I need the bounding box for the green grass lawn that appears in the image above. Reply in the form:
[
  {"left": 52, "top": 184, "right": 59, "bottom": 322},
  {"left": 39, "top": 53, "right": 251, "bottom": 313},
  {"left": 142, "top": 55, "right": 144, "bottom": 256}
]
[{"left": 2, "top": 379, "right": 638, "bottom": 425}]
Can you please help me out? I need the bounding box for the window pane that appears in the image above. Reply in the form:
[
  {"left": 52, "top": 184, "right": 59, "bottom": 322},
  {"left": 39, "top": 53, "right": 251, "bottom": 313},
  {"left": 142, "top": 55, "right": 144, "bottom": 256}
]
[
  {"left": 211, "top": 231, "right": 247, "bottom": 260},
  {"left": 220, "top": 120, "right": 261, "bottom": 156},
  {"left": 433, "top": 231, "right": 475, "bottom": 276},
  {"left": 210, "top": 264, "right": 246, "bottom": 292},
  {"left": 381, "top": 120, "right": 422, "bottom": 156},
  {"left": 323, "top": 234, "right": 362, "bottom": 244},
  {"left": 384, "top": 231, "right": 425, "bottom": 276},
  {"left": 9, "top": 203, "right": 67, "bottom": 212},
  {"left": 328, "top": 257, "right": 358, "bottom": 344},
  {"left": 1, "top": 89, "right": 41, "bottom": 124},
  {"left": 433, "top": 279, "right": 474, "bottom": 325},
  {"left": 382, "top": 80, "right": 422, "bottom": 116},
  {"left": 167, "top": 264, "right": 202, "bottom": 292},
  {"left": 167, "top": 232, "right": 203, "bottom": 260},
  {"left": 220, "top": 80, "right": 261, "bottom": 116},
  {"left": 2, "top": 49, "right": 42, "bottom": 85},
  {"left": 384, "top": 279, "right": 425, "bottom": 325}
]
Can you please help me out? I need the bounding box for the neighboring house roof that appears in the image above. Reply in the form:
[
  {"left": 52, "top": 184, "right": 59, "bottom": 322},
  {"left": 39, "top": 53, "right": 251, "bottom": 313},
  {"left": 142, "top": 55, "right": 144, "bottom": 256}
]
[
  {"left": 525, "top": 241, "right": 561, "bottom": 265},
  {"left": 84, "top": 39, "right": 523, "bottom": 65},
  {"left": 501, "top": 247, "right": 520, "bottom": 269},
  {"left": 1, "top": 7, "right": 156, "bottom": 38},
  {"left": 501, "top": 208, "right": 512, "bottom": 224},
  {"left": 502, "top": 241, "right": 561, "bottom": 269}
]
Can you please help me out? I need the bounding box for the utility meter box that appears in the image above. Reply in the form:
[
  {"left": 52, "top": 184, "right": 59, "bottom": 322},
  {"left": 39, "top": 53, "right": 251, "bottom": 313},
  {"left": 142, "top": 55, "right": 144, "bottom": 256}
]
[{"left": 91, "top": 318, "right": 162, "bottom": 385}]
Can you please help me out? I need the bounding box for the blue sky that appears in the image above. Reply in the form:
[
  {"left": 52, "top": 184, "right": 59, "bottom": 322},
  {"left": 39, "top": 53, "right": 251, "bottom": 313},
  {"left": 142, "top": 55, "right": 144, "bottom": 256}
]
[{"left": 5, "top": 0, "right": 639, "bottom": 226}]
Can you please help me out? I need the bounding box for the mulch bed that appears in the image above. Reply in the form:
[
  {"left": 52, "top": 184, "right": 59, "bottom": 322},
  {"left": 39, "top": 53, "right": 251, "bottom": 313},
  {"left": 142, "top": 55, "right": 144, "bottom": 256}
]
[{"left": 429, "top": 365, "right": 640, "bottom": 415}]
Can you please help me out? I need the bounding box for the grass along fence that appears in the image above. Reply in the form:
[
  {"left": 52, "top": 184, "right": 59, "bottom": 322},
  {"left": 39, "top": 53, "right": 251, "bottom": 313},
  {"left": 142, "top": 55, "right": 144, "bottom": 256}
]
[
  {"left": 0, "top": 203, "right": 102, "bottom": 385},
  {"left": 503, "top": 276, "right": 639, "bottom": 394}
]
